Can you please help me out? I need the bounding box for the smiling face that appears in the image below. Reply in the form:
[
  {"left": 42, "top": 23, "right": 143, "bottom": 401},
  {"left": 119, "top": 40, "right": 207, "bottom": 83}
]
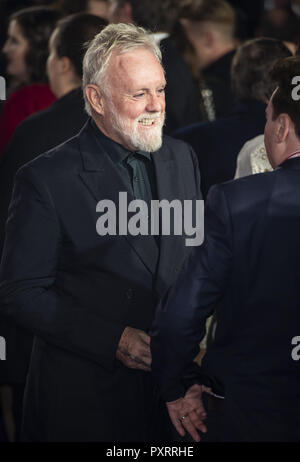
[
  {"left": 99, "top": 47, "right": 166, "bottom": 152},
  {"left": 3, "top": 19, "right": 29, "bottom": 83}
]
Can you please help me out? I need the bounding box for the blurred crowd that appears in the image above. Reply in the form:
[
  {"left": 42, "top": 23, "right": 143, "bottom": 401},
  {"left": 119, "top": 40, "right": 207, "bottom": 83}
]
[{"left": 0, "top": 0, "right": 300, "bottom": 442}]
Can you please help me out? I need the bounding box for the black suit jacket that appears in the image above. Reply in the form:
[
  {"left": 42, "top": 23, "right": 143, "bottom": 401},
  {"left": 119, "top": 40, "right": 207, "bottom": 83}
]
[
  {"left": 0, "top": 120, "right": 201, "bottom": 441},
  {"left": 0, "top": 88, "right": 87, "bottom": 253},
  {"left": 0, "top": 88, "right": 88, "bottom": 386},
  {"left": 151, "top": 159, "right": 300, "bottom": 442},
  {"left": 173, "top": 100, "right": 266, "bottom": 198}
]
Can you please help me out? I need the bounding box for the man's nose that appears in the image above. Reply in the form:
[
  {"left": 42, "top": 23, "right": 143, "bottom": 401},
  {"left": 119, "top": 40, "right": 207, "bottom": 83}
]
[{"left": 146, "top": 93, "right": 164, "bottom": 112}]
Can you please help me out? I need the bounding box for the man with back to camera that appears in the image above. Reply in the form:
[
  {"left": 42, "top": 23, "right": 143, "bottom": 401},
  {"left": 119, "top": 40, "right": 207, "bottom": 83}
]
[
  {"left": 151, "top": 55, "right": 300, "bottom": 442},
  {"left": 0, "top": 23, "right": 202, "bottom": 441}
]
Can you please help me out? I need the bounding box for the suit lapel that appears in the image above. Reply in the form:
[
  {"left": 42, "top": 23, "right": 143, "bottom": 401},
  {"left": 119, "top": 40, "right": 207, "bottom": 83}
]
[{"left": 78, "top": 121, "right": 159, "bottom": 275}]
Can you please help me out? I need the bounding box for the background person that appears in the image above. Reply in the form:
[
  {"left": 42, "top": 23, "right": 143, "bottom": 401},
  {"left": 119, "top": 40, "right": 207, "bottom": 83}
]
[
  {"left": 174, "top": 38, "right": 291, "bottom": 198},
  {"left": 151, "top": 55, "right": 300, "bottom": 443},
  {"left": 0, "top": 6, "right": 61, "bottom": 156},
  {"left": 172, "top": 0, "right": 238, "bottom": 121}
]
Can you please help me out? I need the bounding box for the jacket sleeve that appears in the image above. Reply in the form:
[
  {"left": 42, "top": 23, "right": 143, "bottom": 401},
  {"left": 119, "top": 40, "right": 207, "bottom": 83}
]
[
  {"left": 151, "top": 184, "right": 233, "bottom": 401},
  {"left": 0, "top": 165, "right": 125, "bottom": 371}
]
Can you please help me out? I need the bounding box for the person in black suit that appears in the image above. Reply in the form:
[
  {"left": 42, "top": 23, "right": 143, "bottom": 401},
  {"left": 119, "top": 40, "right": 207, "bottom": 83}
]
[
  {"left": 174, "top": 38, "right": 292, "bottom": 199},
  {"left": 151, "top": 55, "right": 300, "bottom": 442},
  {"left": 0, "top": 13, "right": 107, "bottom": 442},
  {"left": 0, "top": 23, "right": 201, "bottom": 441},
  {"left": 107, "top": 0, "right": 203, "bottom": 134}
]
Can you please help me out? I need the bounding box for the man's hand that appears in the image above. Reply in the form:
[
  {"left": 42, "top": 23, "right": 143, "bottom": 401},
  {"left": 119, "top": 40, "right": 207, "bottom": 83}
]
[
  {"left": 166, "top": 384, "right": 208, "bottom": 442},
  {"left": 116, "top": 327, "right": 151, "bottom": 371}
]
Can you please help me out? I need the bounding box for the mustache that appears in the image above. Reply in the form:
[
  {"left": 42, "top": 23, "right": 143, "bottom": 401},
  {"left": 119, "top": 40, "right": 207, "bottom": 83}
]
[{"left": 137, "top": 112, "right": 164, "bottom": 121}]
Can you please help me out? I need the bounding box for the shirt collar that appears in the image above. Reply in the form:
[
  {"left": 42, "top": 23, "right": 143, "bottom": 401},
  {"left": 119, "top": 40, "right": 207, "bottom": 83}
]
[{"left": 90, "top": 118, "right": 151, "bottom": 163}]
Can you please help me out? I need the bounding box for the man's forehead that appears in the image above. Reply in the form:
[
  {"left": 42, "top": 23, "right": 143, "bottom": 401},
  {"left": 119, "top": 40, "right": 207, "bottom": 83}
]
[
  {"left": 111, "top": 48, "right": 161, "bottom": 68},
  {"left": 108, "top": 49, "right": 165, "bottom": 86}
]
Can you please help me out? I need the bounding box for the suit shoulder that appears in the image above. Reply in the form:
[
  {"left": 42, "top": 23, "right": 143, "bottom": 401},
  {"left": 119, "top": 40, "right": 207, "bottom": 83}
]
[
  {"left": 17, "top": 134, "right": 81, "bottom": 180},
  {"left": 211, "top": 170, "right": 276, "bottom": 207}
]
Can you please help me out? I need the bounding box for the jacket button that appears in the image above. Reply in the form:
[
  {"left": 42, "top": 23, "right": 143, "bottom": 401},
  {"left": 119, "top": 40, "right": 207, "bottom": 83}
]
[
  {"left": 175, "top": 266, "right": 180, "bottom": 273},
  {"left": 126, "top": 288, "right": 134, "bottom": 299}
]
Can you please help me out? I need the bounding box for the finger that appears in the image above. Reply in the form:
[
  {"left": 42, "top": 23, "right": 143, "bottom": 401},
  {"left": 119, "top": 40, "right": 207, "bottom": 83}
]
[
  {"left": 117, "top": 350, "right": 151, "bottom": 371},
  {"left": 189, "top": 410, "right": 207, "bottom": 434},
  {"left": 131, "top": 344, "right": 151, "bottom": 362},
  {"left": 125, "top": 357, "right": 151, "bottom": 371},
  {"left": 202, "top": 385, "right": 212, "bottom": 394},
  {"left": 180, "top": 416, "right": 201, "bottom": 443},
  {"left": 134, "top": 363, "right": 151, "bottom": 371},
  {"left": 130, "top": 354, "right": 151, "bottom": 368},
  {"left": 168, "top": 411, "right": 186, "bottom": 438},
  {"left": 139, "top": 332, "right": 151, "bottom": 345},
  {"left": 195, "top": 405, "right": 207, "bottom": 418}
]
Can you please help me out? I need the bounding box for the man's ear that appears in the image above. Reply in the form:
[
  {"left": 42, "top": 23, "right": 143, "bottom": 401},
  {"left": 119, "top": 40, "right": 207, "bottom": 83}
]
[
  {"left": 203, "top": 29, "right": 214, "bottom": 48},
  {"left": 276, "top": 114, "right": 290, "bottom": 143},
  {"left": 85, "top": 85, "right": 104, "bottom": 115},
  {"left": 60, "top": 56, "right": 72, "bottom": 74}
]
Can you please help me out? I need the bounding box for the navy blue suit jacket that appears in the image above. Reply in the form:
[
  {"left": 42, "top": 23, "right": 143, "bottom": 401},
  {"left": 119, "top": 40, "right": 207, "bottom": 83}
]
[
  {"left": 151, "top": 158, "right": 300, "bottom": 442},
  {"left": 173, "top": 100, "right": 266, "bottom": 198}
]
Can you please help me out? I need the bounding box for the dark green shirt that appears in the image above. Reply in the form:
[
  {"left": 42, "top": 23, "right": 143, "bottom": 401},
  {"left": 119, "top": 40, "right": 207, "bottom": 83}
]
[{"left": 91, "top": 119, "right": 157, "bottom": 208}]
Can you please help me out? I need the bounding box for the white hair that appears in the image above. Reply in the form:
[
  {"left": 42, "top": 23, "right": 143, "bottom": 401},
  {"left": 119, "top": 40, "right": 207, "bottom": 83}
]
[{"left": 82, "top": 23, "right": 163, "bottom": 115}]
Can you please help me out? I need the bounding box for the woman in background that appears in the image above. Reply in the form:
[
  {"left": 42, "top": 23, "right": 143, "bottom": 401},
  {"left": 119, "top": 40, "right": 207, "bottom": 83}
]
[{"left": 0, "top": 6, "right": 60, "bottom": 156}]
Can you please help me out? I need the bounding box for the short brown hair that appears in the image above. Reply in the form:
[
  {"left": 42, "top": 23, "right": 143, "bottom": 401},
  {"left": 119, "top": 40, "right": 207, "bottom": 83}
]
[
  {"left": 231, "top": 38, "right": 291, "bottom": 103},
  {"left": 54, "top": 13, "right": 107, "bottom": 79},
  {"left": 270, "top": 56, "right": 300, "bottom": 139},
  {"left": 111, "top": 0, "right": 181, "bottom": 33},
  {"left": 179, "top": 0, "right": 236, "bottom": 35}
]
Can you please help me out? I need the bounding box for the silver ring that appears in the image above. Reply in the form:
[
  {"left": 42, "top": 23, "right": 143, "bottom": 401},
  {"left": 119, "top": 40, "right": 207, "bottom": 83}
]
[{"left": 179, "top": 415, "right": 187, "bottom": 422}]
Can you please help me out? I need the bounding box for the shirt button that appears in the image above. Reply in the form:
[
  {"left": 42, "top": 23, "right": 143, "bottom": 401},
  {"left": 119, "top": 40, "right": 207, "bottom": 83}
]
[{"left": 134, "top": 176, "right": 139, "bottom": 182}]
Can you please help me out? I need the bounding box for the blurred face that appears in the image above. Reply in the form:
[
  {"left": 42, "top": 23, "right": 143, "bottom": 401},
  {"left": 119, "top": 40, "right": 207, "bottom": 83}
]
[
  {"left": 88, "top": 0, "right": 109, "bottom": 20},
  {"left": 100, "top": 48, "right": 166, "bottom": 152},
  {"left": 2, "top": 19, "right": 29, "bottom": 82},
  {"left": 180, "top": 19, "right": 212, "bottom": 70},
  {"left": 108, "top": 0, "right": 123, "bottom": 23}
]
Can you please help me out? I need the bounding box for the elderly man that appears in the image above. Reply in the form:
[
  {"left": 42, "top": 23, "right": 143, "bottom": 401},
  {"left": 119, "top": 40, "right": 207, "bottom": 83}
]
[
  {"left": 151, "top": 55, "right": 300, "bottom": 442},
  {"left": 107, "top": 0, "right": 203, "bottom": 134},
  {"left": 0, "top": 24, "right": 201, "bottom": 441}
]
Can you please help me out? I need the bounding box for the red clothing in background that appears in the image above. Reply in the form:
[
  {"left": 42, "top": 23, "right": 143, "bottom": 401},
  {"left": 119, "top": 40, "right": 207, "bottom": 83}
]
[{"left": 0, "top": 83, "right": 56, "bottom": 157}]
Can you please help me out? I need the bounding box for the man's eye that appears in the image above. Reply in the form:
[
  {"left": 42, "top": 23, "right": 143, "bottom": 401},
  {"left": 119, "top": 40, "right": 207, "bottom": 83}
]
[
  {"left": 134, "top": 93, "right": 144, "bottom": 98},
  {"left": 158, "top": 88, "right": 165, "bottom": 94}
]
